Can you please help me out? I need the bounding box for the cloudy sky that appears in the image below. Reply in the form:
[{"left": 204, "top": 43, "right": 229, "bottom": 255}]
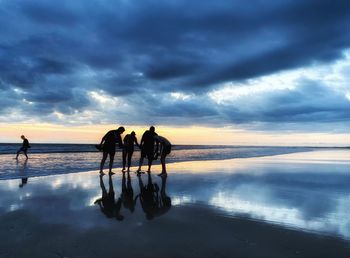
[{"left": 1, "top": 0, "right": 350, "bottom": 145}]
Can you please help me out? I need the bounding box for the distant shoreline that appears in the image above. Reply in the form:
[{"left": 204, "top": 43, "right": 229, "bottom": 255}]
[{"left": 0, "top": 144, "right": 328, "bottom": 155}]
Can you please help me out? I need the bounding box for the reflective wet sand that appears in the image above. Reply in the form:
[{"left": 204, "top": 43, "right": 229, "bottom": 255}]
[{"left": 1, "top": 150, "right": 350, "bottom": 257}]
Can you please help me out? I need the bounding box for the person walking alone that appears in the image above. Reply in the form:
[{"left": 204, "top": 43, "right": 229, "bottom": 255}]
[{"left": 15, "top": 135, "right": 30, "bottom": 160}]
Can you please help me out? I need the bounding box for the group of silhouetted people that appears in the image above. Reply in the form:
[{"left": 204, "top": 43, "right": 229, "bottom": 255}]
[
  {"left": 15, "top": 125, "right": 172, "bottom": 176},
  {"left": 14, "top": 128, "right": 172, "bottom": 220},
  {"left": 98, "top": 126, "right": 172, "bottom": 176}
]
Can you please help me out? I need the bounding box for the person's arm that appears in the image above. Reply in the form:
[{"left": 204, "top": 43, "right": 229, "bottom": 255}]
[
  {"left": 117, "top": 133, "right": 124, "bottom": 148},
  {"left": 155, "top": 138, "right": 160, "bottom": 154},
  {"left": 134, "top": 137, "right": 140, "bottom": 147},
  {"left": 94, "top": 197, "right": 102, "bottom": 204},
  {"left": 140, "top": 133, "right": 145, "bottom": 148},
  {"left": 100, "top": 132, "right": 108, "bottom": 145}
]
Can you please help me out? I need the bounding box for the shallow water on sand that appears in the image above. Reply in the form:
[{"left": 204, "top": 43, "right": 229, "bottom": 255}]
[
  {"left": 0, "top": 145, "right": 314, "bottom": 179},
  {"left": 1, "top": 151, "right": 350, "bottom": 257},
  {"left": 1, "top": 150, "right": 350, "bottom": 240}
]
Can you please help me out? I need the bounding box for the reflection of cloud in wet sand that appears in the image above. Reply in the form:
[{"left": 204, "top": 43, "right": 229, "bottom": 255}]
[{"left": 1, "top": 150, "right": 350, "bottom": 240}]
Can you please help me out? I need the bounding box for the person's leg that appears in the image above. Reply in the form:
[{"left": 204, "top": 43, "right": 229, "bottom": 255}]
[
  {"left": 147, "top": 170, "right": 153, "bottom": 186},
  {"left": 127, "top": 151, "right": 133, "bottom": 172},
  {"left": 23, "top": 149, "right": 28, "bottom": 159},
  {"left": 122, "top": 170, "right": 126, "bottom": 192},
  {"left": 100, "top": 174, "right": 107, "bottom": 196},
  {"left": 100, "top": 152, "right": 108, "bottom": 173},
  {"left": 160, "top": 153, "right": 167, "bottom": 174},
  {"left": 158, "top": 146, "right": 170, "bottom": 176},
  {"left": 122, "top": 149, "right": 127, "bottom": 171},
  {"left": 108, "top": 173, "right": 114, "bottom": 192},
  {"left": 15, "top": 147, "right": 23, "bottom": 159},
  {"left": 127, "top": 171, "right": 132, "bottom": 189},
  {"left": 137, "top": 150, "right": 145, "bottom": 172},
  {"left": 15, "top": 150, "right": 20, "bottom": 159},
  {"left": 147, "top": 152, "right": 153, "bottom": 173},
  {"left": 108, "top": 152, "right": 115, "bottom": 174}
]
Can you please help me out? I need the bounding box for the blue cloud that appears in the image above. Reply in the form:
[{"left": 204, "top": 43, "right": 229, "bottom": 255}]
[{"left": 0, "top": 0, "right": 350, "bottom": 130}]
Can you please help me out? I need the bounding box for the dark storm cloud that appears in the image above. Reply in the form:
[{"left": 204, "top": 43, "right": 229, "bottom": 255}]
[
  {"left": 131, "top": 91, "right": 218, "bottom": 119},
  {"left": 1, "top": 0, "right": 350, "bottom": 128},
  {"left": 19, "top": 1, "right": 79, "bottom": 26},
  {"left": 218, "top": 80, "right": 350, "bottom": 128}
]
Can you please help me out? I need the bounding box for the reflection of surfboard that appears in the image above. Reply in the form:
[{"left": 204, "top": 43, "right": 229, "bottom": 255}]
[{"left": 95, "top": 144, "right": 103, "bottom": 151}]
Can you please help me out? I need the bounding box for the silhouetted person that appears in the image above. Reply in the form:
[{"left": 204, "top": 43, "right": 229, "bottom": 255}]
[
  {"left": 137, "top": 126, "right": 158, "bottom": 173},
  {"left": 99, "top": 126, "right": 125, "bottom": 175},
  {"left": 94, "top": 174, "right": 115, "bottom": 218},
  {"left": 16, "top": 135, "right": 30, "bottom": 160},
  {"left": 136, "top": 172, "right": 159, "bottom": 220},
  {"left": 154, "top": 135, "right": 172, "bottom": 176},
  {"left": 121, "top": 171, "right": 137, "bottom": 213},
  {"left": 122, "top": 131, "right": 139, "bottom": 172}
]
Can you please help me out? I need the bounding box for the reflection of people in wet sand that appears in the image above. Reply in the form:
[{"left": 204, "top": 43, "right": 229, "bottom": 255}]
[
  {"left": 114, "top": 195, "right": 124, "bottom": 221},
  {"left": 98, "top": 126, "right": 125, "bottom": 175},
  {"left": 137, "top": 126, "right": 158, "bottom": 174},
  {"left": 15, "top": 135, "right": 30, "bottom": 160},
  {"left": 122, "top": 131, "right": 139, "bottom": 172},
  {"left": 154, "top": 135, "right": 171, "bottom": 176},
  {"left": 157, "top": 174, "right": 172, "bottom": 216},
  {"left": 121, "top": 171, "right": 137, "bottom": 213},
  {"left": 136, "top": 172, "right": 159, "bottom": 220},
  {"left": 94, "top": 174, "right": 116, "bottom": 218},
  {"left": 94, "top": 174, "right": 124, "bottom": 221}
]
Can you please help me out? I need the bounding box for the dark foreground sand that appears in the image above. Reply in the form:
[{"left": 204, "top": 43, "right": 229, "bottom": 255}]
[
  {"left": 1, "top": 205, "right": 350, "bottom": 258},
  {"left": 1, "top": 150, "right": 350, "bottom": 257}
]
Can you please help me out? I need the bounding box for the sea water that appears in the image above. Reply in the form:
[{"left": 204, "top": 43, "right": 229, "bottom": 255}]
[{"left": 0, "top": 143, "right": 319, "bottom": 179}]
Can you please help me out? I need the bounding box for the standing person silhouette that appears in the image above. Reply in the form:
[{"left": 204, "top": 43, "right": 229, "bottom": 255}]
[
  {"left": 154, "top": 135, "right": 172, "bottom": 176},
  {"left": 122, "top": 131, "right": 139, "bottom": 172},
  {"left": 99, "top": 126, "right": 125, "bottom": 175},
  {"left": 137, "top": 126, "right": 158, "bottom": 174},
  {"left": 15, "top": 135, "right": 30, "bottom": 160}
]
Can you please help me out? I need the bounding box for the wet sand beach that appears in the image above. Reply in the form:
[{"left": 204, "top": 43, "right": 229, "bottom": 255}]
[{"left": 1, "top": 150, "right": 350, "bottom": 257}]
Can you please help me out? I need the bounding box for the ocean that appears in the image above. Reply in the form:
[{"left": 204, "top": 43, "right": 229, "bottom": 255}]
[{"left": 0, "top": 143, "right": 320, "bottom": 179}]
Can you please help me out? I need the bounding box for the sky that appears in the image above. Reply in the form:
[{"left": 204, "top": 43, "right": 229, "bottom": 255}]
[{"left": 1, "top": 0, "right": 350, "bottom": 145}]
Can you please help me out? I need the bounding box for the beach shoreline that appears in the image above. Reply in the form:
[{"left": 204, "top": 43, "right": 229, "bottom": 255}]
[
  {"left": 0, "top": 150, "right": 350, "bottom": 257},
  {"left": 0, "top": 145, "right": 317, "bottom": 180}
]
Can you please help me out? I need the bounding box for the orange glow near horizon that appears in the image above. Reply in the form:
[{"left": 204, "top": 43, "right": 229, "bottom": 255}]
[{"left": 1, "top": 123, "right": 350, "bottom": 146}]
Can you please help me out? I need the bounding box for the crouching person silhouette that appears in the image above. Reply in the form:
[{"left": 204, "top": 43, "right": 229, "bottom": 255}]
[
  {"left": 154, "top": 135, "right": 171, "bottom": 176},
  {"left": 99, "top": 126, "right": 125, "bottom": 175}
]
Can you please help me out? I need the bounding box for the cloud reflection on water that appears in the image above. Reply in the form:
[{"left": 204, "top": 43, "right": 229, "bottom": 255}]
[{"left": 1, "top": 151, "right": 350, "bottom": 239}]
